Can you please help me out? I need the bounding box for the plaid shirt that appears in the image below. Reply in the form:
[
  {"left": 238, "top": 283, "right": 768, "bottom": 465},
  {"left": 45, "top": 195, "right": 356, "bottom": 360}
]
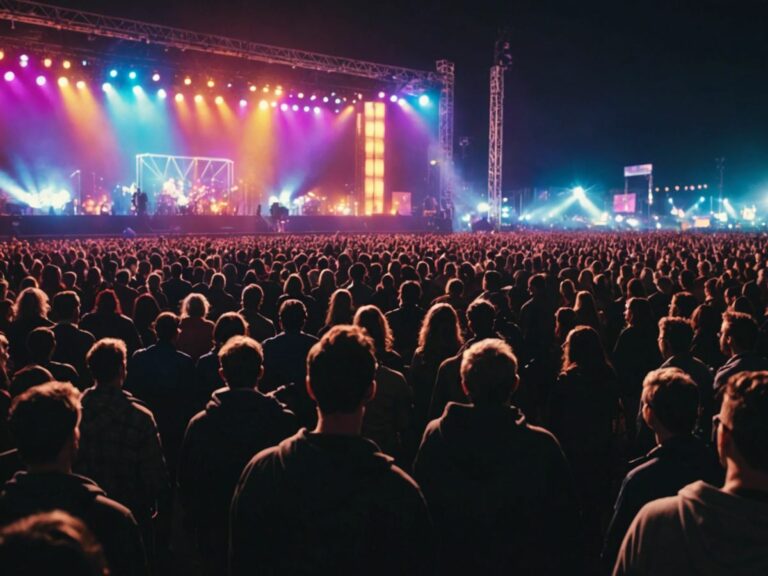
[{"left": 75, "top": 385, "right": 169, "bottom": 524}]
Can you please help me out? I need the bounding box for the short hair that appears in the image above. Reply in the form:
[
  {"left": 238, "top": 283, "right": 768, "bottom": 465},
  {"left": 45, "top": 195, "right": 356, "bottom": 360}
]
[
  {"left": 154, "top": 312, "right": 179, "bottom": 343},
  {"left": 467, "top": 299, "right": 496, "bottom": 333},
  {"left": 279, "top": 299, "right": 307, "bottom": 332},
  {"left": 86, "top": 338, "right": 126, "bottom": 385},
  {"left": 307, "top": 325, "right": 376, "bottom": 415},
  {"left": 241, "top": 284, "right": 264, "bottom": 309},
  {"left": 399, "top": 281, "right": 421, "bottom": 305},
  {"left": 659, "top": 317, "right": 694, "bottom": 355},
  {"left": 460, "top": 338, "right": 518, "bottom": 405},
  {"left": 27, "top": 327, "right": 57, "bottom": 362},
  {"left": 723, "top": 371, "right": 768, "bottom": 472},
  {"left": 722, "top": 311, "right": 759, "bottom": 351},
  {"left": 0, "top": 511, "right": 108, "bottom": 576},
  {"left": 642, "top": 368, "right": 699, "bottom": 436},
  {"left": 446, "top": 278, "right": 464, "bottom": 297},
  {"left": 213, "top": 312, "right": 248, "bottom": 344},
  {"left": 51, "top": 291, "right": 80, "bottom": 322},
  {"left": 10, "top": 365, "right": 54, "bottom": 398},
  {"left": 9, "top": 381, "right": 81, "bottom": 465},
  {"left": 218, "top": 336, "right": 264, "bottom": 389},
  {"left": 181, "top": 293, "right": 209, "bottom": 319}
]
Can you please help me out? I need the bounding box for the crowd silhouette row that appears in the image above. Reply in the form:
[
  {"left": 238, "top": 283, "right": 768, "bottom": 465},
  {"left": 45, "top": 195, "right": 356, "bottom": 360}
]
[{"left": 0, "top": 231, "right": 767, "bottom": 575}]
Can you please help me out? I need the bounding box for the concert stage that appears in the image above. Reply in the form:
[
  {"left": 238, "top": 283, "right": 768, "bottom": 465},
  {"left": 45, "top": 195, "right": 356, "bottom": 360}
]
[{"left": 0, "top": 214, "right": 450, "bottom": 238}]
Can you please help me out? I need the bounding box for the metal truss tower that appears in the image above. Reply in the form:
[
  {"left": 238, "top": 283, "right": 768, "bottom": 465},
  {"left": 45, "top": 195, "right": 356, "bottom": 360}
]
[
  {"left": 436, "top": 60, "right": 454, "bottom": 214},
  {"left": 488, "top": 65, "right": 505, "bottom": 229}
]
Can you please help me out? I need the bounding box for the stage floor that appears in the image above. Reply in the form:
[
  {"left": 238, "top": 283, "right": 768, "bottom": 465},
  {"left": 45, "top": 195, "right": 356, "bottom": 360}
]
[{"left": 0, "top": 214, "right": 450, "bottom": 237}]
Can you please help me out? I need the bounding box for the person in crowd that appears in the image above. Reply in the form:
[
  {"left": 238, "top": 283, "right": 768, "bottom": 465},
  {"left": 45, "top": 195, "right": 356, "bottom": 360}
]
[
  {"left": 114, "top": 270, "right": 139, "bottom": 318},
  {"left": 193, "top": 312, "right": 248, "bottom": 410},
  {"left": 7, "top": 287, "right": 53, "bottom": 369},
  {"left": 176, "top": 293, "right": 214, "bottom": 361},
  {"left": 0, "top": 382, "right": 147, "bottom": 576},
  {"left": 691, "top": 303, "right": 727, "bottom": 370},
  {"left": 26, "top": 327, "right": 79, "bottom": 385},
  {"left": 238, "top": 283, "right": 275, "bottom": 343},
  {"left": 178, "top": 335, "right": 298, "bottom": 575},
  {"left": 603, "top": 368, "right": 722, "bottom": 569},
  {"left": 519, "top": 273, "right": 554, "bottom": 365},
  {"left": 75, "top": 339, "right": 169, "bottom": 549},
  {"left": 385, "top": 280, "right": 426, "bottom": 363},
  {"left": 714, "top": 311, "right": 768, "bottom": 393},
  {"left": 126, "top": 313, "right": 195, "bottom": 479},
  {"left": 614, "top": 370, "right": 768, "bottom": 575},
  {"left": 207, "top": 273, "right": 237, "bottom": 320},
  {"left": 230, "top": 325, "right": 432, "bottom": 576},
  {"left": 145, "top": 272, "right": 169, "bottom": 311},
  {"left": 51, "top": 291, "right": 95, "bottom": 389},
  {"left": 276, "top": 274, "right": 317, "bottom": 330},
  {"left": 353, "top": 304, "right": 406, "bottom": 373},
  {"left": 317, "top": 288, "right": 354, "bottom": 338},
  {"left": 132, "top": 294, "right": 160, "bottom": 348},
  {"left": 310, "top": 269, "right": 337, "bottom": 320},
  {"left": 161, "top": 263, "right": 191, "bottom": 312},
  {"left": 79, "top": 290, "right": 142, "bottom": 357},
  {"left": 9, "top": 365, "right": 53, "bottom": 398},
  {"left": 574, "top": 290, "right": 604, "bottom": 336},
  {"left": 346, "top": 262, "right": 374, "bottom": 309},
  {"left": 414, "top": 338, "right": 580, "bottom": 575}
]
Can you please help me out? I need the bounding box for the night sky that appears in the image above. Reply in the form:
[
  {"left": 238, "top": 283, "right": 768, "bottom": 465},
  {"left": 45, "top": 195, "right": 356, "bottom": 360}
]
[{"left": 12, "top": 0, "right": 768, "bottom": 197}]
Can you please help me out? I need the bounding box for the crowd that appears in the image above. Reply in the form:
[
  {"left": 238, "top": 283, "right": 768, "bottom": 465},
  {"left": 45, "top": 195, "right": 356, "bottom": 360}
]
[{"left": 0, "top": 231, "right": 767, "bottom": 575}]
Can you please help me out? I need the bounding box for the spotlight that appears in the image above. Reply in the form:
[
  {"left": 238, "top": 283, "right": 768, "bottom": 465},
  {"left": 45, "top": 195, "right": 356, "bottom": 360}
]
[
  {"left": 322, "top": 96, "right": 329, "bottom": 103},
  {"left": 76, "top": 80, "right": 86, "bottom": 90},
  {"left": 152, "top": 73, "right": 160, "bottom": 82},
  {"left": 62, "top": 60, "right": 71, "bottom": 69},
  {"left": 668, "top": 198, "right": 674, "bottom": 205},
  {"left": 19, "top": 59, "right": 28, "bottom": 69},
  {"left": 184, "top": 77, "right": 192, "bottom": 85},
  {"left": 241, "top": 99, "right": 249, "bottom": 108},
  {"left": 175, "top": 93, "right": 184, "bottom": 102},
  {"left": 58, "top": 77, "right": 68, "bottom": 87},
  {"left": 157, "top": 88, "right": 167, "bottom": 99},
  {"left": 334, "top": 98, "right": 342, "bottom": 104},
  {"left": 128, "top": 71, "right": 137, "bottom": 80},
  {"left": 262, "top": 86, "right": 270, "bottom": 93},
  {"left": 699, "top": 196, "right": 706, "bottom": 203},
  {"left": 249, "top": 85, "right": 257, "bottom": 92},
  {"left": 0, "top": 50, "right": 4, "bottom": 61},
  {"left": 292, "top": 104, "right": 299, "bottom": 111},
  {"left": 215, "top": 95, "right": 224, "bottom": 105},
  {"left": 418, "top": 94, "right": 430, "bottom": 106},
  {"left": 194, "top": 94, "right": 203, "bottom": 103},
  {"left": 313, "top": 106, "right": 321, "bottom": 114},
  {"left": 19, "top": 54, "right": 28, "bottom": 62},
  {"left": 207, "top": 79, "right": 215, "bottom": 88},
  {"left": 477, "top": 202, "right": 490, "bottom": 213},
  {"left": 270, "top": 101, "right": 277, "bottom": 108},
  {"left": 298, "top": 92, "right": 304, "bottom": 99},
  {"left": 389, "top": 95, "right": 398, "bottom": 103},
  {"left": 109, "top": 69, "right": 118, "bottom": 78},
  {"left": 378, "top": 91, "right": 385, "bottom": 99},
  {"left": 303, "top": 105, "right": 310, "bottom": 112},
  {"left": 43, "top": 57, "right": 53, "bottom": 67},
  {"left": 102, "top": 82, "right": 112, "bottom": 92},
  {"left": 81, "top": 60, "right": 88, "bottom": 67},
  {"left": 572, "top": 186, "right": 586, "bottom": 200},
  {"left": 35, "top": 75, "right": 46, "bottom": 86},
  {"left": 280, "top": 103, "right": 288, "bottom": 111},
  {"left": 3, "top": 71, "right": 14, "bottom": 82},
  {"left": 275, "top": 86, "right": 283, "bottom": 96},
  {"left": 310, "top": 94, "right": 317, "bottom": 101},
  {"left": 132, "top": 85, "right": 143, "bottom": 95},
  {"left": 258, "top": 100, "right": 268, "bottom": 110}
]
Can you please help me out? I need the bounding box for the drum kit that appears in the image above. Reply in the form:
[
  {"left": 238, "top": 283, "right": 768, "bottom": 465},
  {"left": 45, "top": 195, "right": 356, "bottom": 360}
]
[{"left": 155, "top": 178, "right": 228, "bottom": 215}]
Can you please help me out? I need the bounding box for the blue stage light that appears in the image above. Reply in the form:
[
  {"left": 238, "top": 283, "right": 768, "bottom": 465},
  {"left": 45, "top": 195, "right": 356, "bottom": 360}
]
[{"left": 109, "top": 69, "right": 118, "bottom": 78}]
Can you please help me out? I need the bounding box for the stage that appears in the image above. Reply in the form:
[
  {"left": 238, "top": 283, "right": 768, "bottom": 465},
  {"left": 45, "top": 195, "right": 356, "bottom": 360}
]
[{"left": 0, "top": 214, "right": 451, "bottom": 238}]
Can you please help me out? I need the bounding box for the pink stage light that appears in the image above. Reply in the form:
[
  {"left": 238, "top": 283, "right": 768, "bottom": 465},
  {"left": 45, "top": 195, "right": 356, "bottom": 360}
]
[
  {"left": 280, "top": 103, "right": 289, "bottom": 111},
  {"left": 240, "top": 99, "right": 249, "bottom": 108},
  {"left": 303, "top": 105, "right": 310, "bottom": 112},
  {"left": 35, "top": 75, "right": 47, "bottom": 86},
  {"left": 3, "top": 71, "right": 15, "bottom": 82},
  {"left": 291, "top": 104, "right": 299, "bottom": 111},
  {"left": 389, "top": 95, "right": 399, "bottom": 103},
  {"left": 378, "top": 91, "right": 386, "bottom": 99}
]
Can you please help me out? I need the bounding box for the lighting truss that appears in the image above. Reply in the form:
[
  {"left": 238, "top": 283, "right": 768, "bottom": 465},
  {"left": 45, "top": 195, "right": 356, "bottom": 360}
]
[
  {"left": 136, "top": 153, "right": 234, "bottom": 197},
  {"left": 436, "top": 59, "right": 454, "bottom": 214},
  {"left": 488, "top": 65, "right": 505, "bottom": 230}
]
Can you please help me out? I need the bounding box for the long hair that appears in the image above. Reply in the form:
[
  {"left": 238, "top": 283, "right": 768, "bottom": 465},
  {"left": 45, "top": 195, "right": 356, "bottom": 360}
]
[
  {"left": 133, "top": 294, "right": 160, "bottom": 332},
  {"left": 13, "top": 288, "right": 49, "bottom": 322},
  {"left": 562, "top": 326, "right": 612, "bottom": 376},
  {"left": 180, "top": 293, "right": 210, "bottom": 319},
  {"left": 354, "top": 305, "right": 394, "bottom": 357},
  {"left": 417, "top": 303, "right": 463, "bottom": 361},
  {"left": 325, "top": 289, "right": 354, "bottom": 327},
  {"left": 93, "top": 290, "right": 121, "bottom": 316},
  {"left": 574, "top": 290, "right": 601, "bottom": 333},
  {"left": 283, "top": 274, "right": 305, "bottom": 297}
]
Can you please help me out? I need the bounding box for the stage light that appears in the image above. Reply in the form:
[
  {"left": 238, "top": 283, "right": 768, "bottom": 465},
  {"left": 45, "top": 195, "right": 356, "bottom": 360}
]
[
  {"left": 280, "top": 103, "right": 288, "bottom": 111},
  {"left": 258, "top": 99, "right": 268, "bottom": 110},
  {"left": 241, "top": 99, "right": 250, "bottom": 108},
  {"left": 333, "top": 98, "right": 341, "bottom": 105},
  {"left": 58, "top": 77, "right": 68, "bottom": 87},
  {"left": 270, "top": 101, "right": 277, "bottom": 108},
  {"left": 184, "top": 77, "right": 192, "bottom": 85},
  {"left": 249, "top": 85, "right": 257, "bottom": 92},
  {"left": 102, "top": 82, "right": 112, "bottom": 92},
  {"left": 275, "top": 86, "right": 283, "bottom": 96},
  {"left": 42, "top": 58, "right": 53, "bottom": 68},
  {"left": 62, "top": 60, "right": 71, "bottom": 69},
  {"left": 207, "top": 79, "right": 215, "bottom": 88},
  {"left": 262, "top": 86, "right": 270, "bottom": 93},
  {"left": 108, "top": 69, "right": 118, "bottom": 78},
  {"left": 699, "top": 196, "right": 706, "bottom": 203},
  {"left": 378, "top": 91, "right": 386, "bottom": 99},
  {"left": 82, "top": 60, "right": 88, "bottom": 67},
  {"left": 292, "top": 104, "right": 299, "bottom": 111},
  {"left": 675, "top": 185, "right": 680, "bottom": 191},
  {"left": 703, "top": 184, "right": 708, "bottom": 189},
  {"left": 0, "top": 50, "right": 4, "bottom": 61},
  {"left": 35, "top": 75, "right": 46, "bottom": 86},
  {"left": 19, "top": 59, "right": 28, "bottom": 68},
  {"left": 310, "top": 94, "right": 317, "bottom": 101},
  {"left": 194, "top": 94, "right": 203, "bottom": 103},
  {"left": 128, "top": 71, "right": 137, "bottom": 80},
  {"left": 313, "top": 106, "right": 321, "bottom": 114},
  {"left": 418, "top": 94, "right": 430, "bottom": 106},
  {"left": 668, "top": 198, "right": 674, "bottom": 205},
  {"left": 227, "top": 83, "right": 232, "bottom": 88},
  {"left": 76, "top": 80, "right": 86, "bottom": 89},
  {"left": 3, "top": 71, "right": 14, "bottom": 82},
  {"left": 477, "top": 202, "right": 490, "bottom": 213},
  {"left": 157, "top": 88, "right": 167, "bottom": 99},
  {"left": 214, "top": 95, "right": 224, "bottom": 105},
  {"left": 389, "top": 95, "right": 398, "bottom": 103},
  {"left": 303, "top": 105, "right": 310, "bottom": 112},
  {"left": 19, "top": 54, "right": 28, "bottom": 62},
  {"left": 322, "top": 96, "right": 329, "bottom": 103},
  {"left": 572, "top": 186, "right": 586, "bottom": 200},
  {"left": 132, "top": 85, "right": 143, "bottom": 95},
  {"left": 298, "top": 92, "right": 304, "bottom": 99},
  {"left": 152, "top": 73, "right": 160, "bottom": 82},
  {"left": 175, "top": 93, "right": 184, "bottom": 102}
]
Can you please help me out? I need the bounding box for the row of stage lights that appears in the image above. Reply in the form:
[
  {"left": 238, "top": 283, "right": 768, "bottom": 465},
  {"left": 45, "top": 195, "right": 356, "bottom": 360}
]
[
  {"left": 0, "top": 49, "right": 433, "bottom": 109},
  {"left": 655, "top": 184, "right": 709, "bottom": 193}
]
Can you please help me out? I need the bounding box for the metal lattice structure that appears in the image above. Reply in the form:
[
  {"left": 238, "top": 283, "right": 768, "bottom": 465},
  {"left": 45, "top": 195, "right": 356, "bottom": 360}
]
[
  {"left": 488, "top": 65, "right": 505, "bottom": 229},
  {"left": 0, "top": 0, "right": 456, "bottom": 209}
]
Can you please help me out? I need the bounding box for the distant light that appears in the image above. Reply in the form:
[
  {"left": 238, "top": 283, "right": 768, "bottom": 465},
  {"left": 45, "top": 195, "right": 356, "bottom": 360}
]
[
  {"left": 128, "top": 71, "right": 137, "bottom": 80},
  {"left": 214, "top": 95, "right": 224, "bottom": 105},
  {"left": 723, "top": 198, "right": 731, "bottom": 205},
  {"left": 19, "top": 54, "right": 28, "bottom": 62},
  {"left": 35, "top": 75, "right": 46, "bottom": 86},
  {"left": 303, "top": 105, "right": 310, "bottom": 112},
  {"left": 572, "top": 186, "right": 586, "bottom": 200},
  {"left": 157, "top": 88, "right": 167, "bottom": 99},
  {"left": 0, "top": 50, "right": 4, "bottom": 61},
  {"left": 335, "top": 98, "right": 342, "bottom": 104},
  {"left": 270, "top": 101, "right": 277, "bottom": 108},
  {"left": 292, "top": 104, "right": 299, "bottom": 111},
  {"left": 477, "top": 201, "right": 490, "bottom": 213},
  {"left": 81, "top": 60, "right": 88, "bottom": 67},
  {"left": 615, "top": 214, "right": 624, "bottom": 223},
  {"left": 43, "top": 58, "right": 53, "bottom": 68},
  {"left": 664, "top": 186, "right": 670, "bottom": 192},
  {"left": 655, "top": 222, "right": 662, "bottom": 230},
  {"left": 109, "top": 69, "right": 118, "bottom": 78},
  {"left": 258, "top": 100, "right": 268, "bottom": 110},
  {"left": 249, "top": 85, "right": 257, "bottom": 92},
  {"left": 675, "top": 185, "right": 680, "bottom": 191},
  {"left": 378, "top": 91, "right": 386, "bottom": 99},
  {"left": 322, "top": 96, "right": 329, "bottom": 103},
  {"left": 58, "top": 77, "right": 68, "bottom": 87},
  {"left": 19, "top": 59, "right": 28, "bottom": 68},
  {"left": 703, "top": 184, "right": 708, "bottom": 189},
  {"left": 298, "top": 92, "right": 304, "bottom": 99},
  {"left": 310, "top": 94, "right": 317, "bottom": 101},
  {"left": 668, "top": 198, "right": 674, "bottom": 205},
  {"left": 62, "top": 60, "right": 71, "bottom": 69},
  {"left": 242, "top": 99, "right": 251, "bottom": 108},
  {"left": 419, "top": 94, "right": 430, "bottom": 106},
  {"left": 194, "top": 94, "right": 203, "bottom": 103},
  {"left": 697, "top": 184, "right": 702, "bottom": 190},
  {"left": 99, "top": 82, "right": 111, "bottom": 92},
  {"left": 313, "top": 106, "right": 321, "bottom": 114},
  {"left": 207, "top": 79, "right": 215, "bottom": 88},
  {"left": 699, "top": 196, "right": 706, "bottom": 203},
  {"left": 275, "top": 86, "right": 283, "bottom": 96},
  {"left": 280, "top": 103, "right": 289, "bottom": 111},
  {"left": 626, "top": 217, "right": 640, "bottom": 228},
  {"left": 461, "top": 214, "right": 472, "bottom": 223},
  {"left": 429, "top": 159, "right": 438, "bottom": 166},
  {"left": 184, "top": 77, "right": 192, "bottom": 85},
  {"left": 227, "top": 83, "right": 232, "bottom": 88},
  {"left": 389, "top": 94, "right": 399, "bottom": 103},
  {"left": 3, "top": 71, "right": 14, "bottom": 82},
  {"left": 132, "top": 85, "right": 142, "bottom": 95},
  {"left": 262, "top": 86, "right": 270, "bottom": 93},
  {"left": 175, "top": 93, "right": 184, "bottom": 102},
  {"left": 152, "top": 73, "right": 160, "bottom": 82},
  {"left": 76, "top": 80, "right": 86, "bottom": 90}
]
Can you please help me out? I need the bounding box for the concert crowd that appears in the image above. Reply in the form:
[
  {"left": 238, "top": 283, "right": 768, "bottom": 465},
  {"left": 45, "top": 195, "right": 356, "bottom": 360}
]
[{"left": 0, "top": 231, "right": 767, "bottom": 575}]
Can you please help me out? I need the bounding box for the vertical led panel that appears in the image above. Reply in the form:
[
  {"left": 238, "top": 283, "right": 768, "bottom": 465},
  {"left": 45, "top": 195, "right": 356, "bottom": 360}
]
[{"left": 363, "top": 101, "right": 385, "bottom": 215}]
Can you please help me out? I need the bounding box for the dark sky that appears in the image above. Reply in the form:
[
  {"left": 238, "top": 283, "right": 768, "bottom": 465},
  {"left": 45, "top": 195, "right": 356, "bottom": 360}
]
[{"left": 25, "top": 0, "right": 768, "bottom": 196}]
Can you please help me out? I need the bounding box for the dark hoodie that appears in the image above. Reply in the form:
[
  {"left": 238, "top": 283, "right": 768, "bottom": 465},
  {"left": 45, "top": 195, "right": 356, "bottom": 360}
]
[
  {"left": 614, "top": 481, "right": 768, "bottom": 576},
  {"left": 0, "top": 471, "right": 147, "bottom": 576},
  {"left": 230, "top": 429, "right": 433, "bottom": 576},
  {"left": 177, "top": 387, "right": 298, "bottom": 567},
  {"left": 414, "top": 402, "right": 582, "bottom": 576}
]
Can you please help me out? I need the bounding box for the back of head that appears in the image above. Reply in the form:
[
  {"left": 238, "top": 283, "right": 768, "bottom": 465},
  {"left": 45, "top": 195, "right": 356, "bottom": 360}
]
[
  {"left": 94, "top": 290, "right": 119, "bottom": 315},
  {"left": 242, "top": 283, "right": 264, "bottom": 310},
  {"left": 353, "top": 305, "right": 392, "bottom": 355},
  {"left": 14, "top": 287, "right": 49, "bottom": 321},
  {"left": 0, "top": 511, "right": 108, "bottom": 576},
  {"left": 467, "top": 299, "right": 496, "bottom": 335},
  {"left": 563, "top": 325, "right": 609, "bottom": 374},
  {"left": 307, "top": 325, "right": 376, "bottom": 415},
  {"left": 210, "top": 273, "right": 227, "bottom": 290},
  {"left": 9, "top": 381, "right": 81, "bottom": 466},
  {"left": 659, "top": 316, "right": 694, "bottom": 356},
  {"left": 349, "top": 263, "right": 366, "bottom": 282},
  {"left": 722, "top": 371, "right": 768, "bottom": 473},
  {"left": 10, "top": 365, "right": 54, "bottom": 398},
  {"left": 279, "top": 299, "right": 307, "bottom": 332},
  {"left": 51, "top": 291, "right": 80, "bottom": 323},
  {"left": 642, "top": 368, "right": 699, "bottom": 436},
  {"left": 27, "top": 327, "right": 56, "bottom": 363},
  {"left": 399, "top": 280, "right": 421, "bottom": 306},
  {"left": 86, "top": 338, "right": 126, "bottom": 387},
  {"left": 723, "top": 311, "right": 759, "bottom": 353},
  {"left": 483, "top": 270, "right": 501, "bottom": 292},
  {"left": 213, "top": 312, "right": 248, "bottom": 345},
  {"left": 326, "top": 289, "right": 353, "bottom": 326},
  {"left": 181, "top": 293, "right": 209, "bottom": 319},
  {"left": 460, "top": 338, "right": 518, "bottom": 406},
  {"left": 218, "top": 335, "right": 264, "bottom": 389},
  {"left": 154, "top": 312, "right": 180, "bottom": 343},
  {"left": 446, "top": 278, "right": 464, "bottom": 298}
]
